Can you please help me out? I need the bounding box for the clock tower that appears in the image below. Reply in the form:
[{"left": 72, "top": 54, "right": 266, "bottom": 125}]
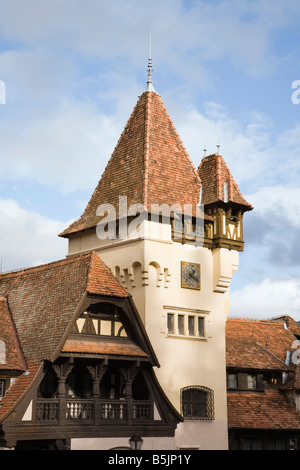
[{"left": 59, "top": 65, "right": 252, "bottom": 450}]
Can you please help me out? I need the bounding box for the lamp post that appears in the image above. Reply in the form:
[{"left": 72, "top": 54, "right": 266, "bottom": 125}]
[{"left": 129, "top": 432, "right": 143, "bottom": 450}]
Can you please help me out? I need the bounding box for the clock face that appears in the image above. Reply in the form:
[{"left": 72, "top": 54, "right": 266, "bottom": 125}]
[{"left": 181, "top": 262, "right": 200, "bottom": 290}]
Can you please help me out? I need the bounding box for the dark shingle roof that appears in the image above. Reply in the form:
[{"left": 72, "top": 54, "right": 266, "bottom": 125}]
[{"left": 0, "top": 252, "right": 129, "bottom": 363}]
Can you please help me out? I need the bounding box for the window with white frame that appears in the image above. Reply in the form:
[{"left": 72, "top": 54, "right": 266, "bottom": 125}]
[{"left": 164, "top": 307, "right": 208, "bottom": 339}]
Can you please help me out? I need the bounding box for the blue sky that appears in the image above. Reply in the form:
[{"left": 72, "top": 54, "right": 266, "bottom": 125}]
[{"left": 1, "top": 0, "right": 300, "bottom": 319}]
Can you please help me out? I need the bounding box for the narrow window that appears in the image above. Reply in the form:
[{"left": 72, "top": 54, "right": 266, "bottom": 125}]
[
  {"left": 247, "top": 374, "right": 257, "bottom": 389},
  {"left": 188, "top": 316, "right": 194, "bottom": 336},
  {"left": 178, "top": 315, "right": 184, "bottom": 335},
  {"left": 227, "top": 373, "right": 237, "bottom": 389},
  {"left": 167, "top": 314, "right": 174, "bottom": 334},
  {"left": 198, "top": 317, "right": 204, "bottom": 337}
]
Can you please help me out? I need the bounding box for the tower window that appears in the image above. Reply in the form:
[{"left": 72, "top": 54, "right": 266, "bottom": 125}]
[
  {"left": 178, "top": 315, "right": 184, "bottom": 335},
  {"left": 181, "top": 386, "right": 214, "bottom": 420},
  {"left": 198, "top": 317, "right": 204, "bottom": 337},
  {"left": 165, "top": 310, "right": 208, "bottom": 340},
  {"left": 167, "top": 314, "right": 174, "bottom": 334},
  {"left": 188, "top": 316, "right": 195, "bottom": 336}
]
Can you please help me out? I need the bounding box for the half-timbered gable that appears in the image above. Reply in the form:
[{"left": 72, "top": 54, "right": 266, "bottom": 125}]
[{"left": 0, "top": 252, "right": 181, "bottom": 450}]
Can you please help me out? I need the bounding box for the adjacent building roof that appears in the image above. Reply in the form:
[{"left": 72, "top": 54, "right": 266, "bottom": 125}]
[
  {"left": 0, "top": 362, "right": 42, "bottom": 421},
  {"left": 0, "top": 252, "right": 130, "bottom": 365},
  {"left": 226, "top": 317, "right": 296, "bottom": 369},
  {"left": 198, "top": 153, "right": 253, "bottom": 211},
  {"left": 0, "top": 252, "right": 161, "bottom": 423},
  {"left": 228, "top": 388, "right": 300, "bottom": 430},
  {"left": 226, "top": 317, "right": 300, "bottom": 432}
]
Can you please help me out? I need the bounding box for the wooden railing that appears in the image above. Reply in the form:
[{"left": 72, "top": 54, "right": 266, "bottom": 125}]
[{"left": 35, "top": 398, "right": 152, "bottom": 425}]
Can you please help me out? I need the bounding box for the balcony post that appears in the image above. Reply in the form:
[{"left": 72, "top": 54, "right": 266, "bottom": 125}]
[
  {"left": 87, "top": 362, "right": 107, "bottom": 425},
  {"left": 120, "top": 364, "right": 139, "bottom": 425},
  {"left": 52, "top": 362, "right": 74, "bottom": 425}
]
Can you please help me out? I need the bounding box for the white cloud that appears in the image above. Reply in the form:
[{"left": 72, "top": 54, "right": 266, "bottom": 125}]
[
  {"left": 0, "top": 0, "right": 298, "bottom": 79},
  {"left": 230, "top": 277, "right": 300, "bottom": 320},
  {"left": 0, "top": 198, "right": 68, "bottom": 272},
  {"left": 0, "top": 98, "right": 125, "bottom": 193},
  {"left": 246, "top": 185, "right": 300, "bottom": 228}
]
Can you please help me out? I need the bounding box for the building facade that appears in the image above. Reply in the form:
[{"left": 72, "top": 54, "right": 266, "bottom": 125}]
[
  {"left": 58, "top": 71, "right": 253, "bottom": 450},
  {"left": 0, "top": 253, "right": 181, "bottom": 450}
]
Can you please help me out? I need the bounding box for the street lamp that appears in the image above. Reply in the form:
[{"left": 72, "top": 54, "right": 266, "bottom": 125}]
[{"left": 129, "top": 432, "right": 143, "bottom": 450}]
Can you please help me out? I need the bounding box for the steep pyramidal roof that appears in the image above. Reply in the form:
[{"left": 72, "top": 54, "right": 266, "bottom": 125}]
[
  {"left": 60, "top": 90, "right": 203, "bottom": 237},
  {"left": 198, "top": 153, "right": 253, "bottom": 211}
]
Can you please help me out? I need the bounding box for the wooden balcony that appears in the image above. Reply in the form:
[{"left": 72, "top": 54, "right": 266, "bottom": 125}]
[{"left": 35, "top": 398, "right": 153, "bottom": 426}]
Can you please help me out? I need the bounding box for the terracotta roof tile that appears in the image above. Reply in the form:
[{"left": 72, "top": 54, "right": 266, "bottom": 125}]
[
  {"left": 269, "top": 315, "right": 300, "bottom": 337},
  {"left": 0, "top": 252, "right": 129, "bottom": 363},
  {"left": 227, "top": 388, "right": 300, "bottom": 430},
  {"left": 198, "top": 153, "right": 253, "bottom": 210},
  {"left": 60, "top": 91, "right": 209, "bottom": 238},
  {"left": 61, "top": 338, "right": 148, "bottom": 358},
  {"left": 0, "top": 361, "right": 42, "bottom": 421},
  {"left": 226, "top": 318, "right": 296, "bottom": 369}
]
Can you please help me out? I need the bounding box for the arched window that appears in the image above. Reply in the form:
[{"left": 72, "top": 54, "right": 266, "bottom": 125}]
[{"left": 181, "top": 386, "right": 214, "bottom": 420}]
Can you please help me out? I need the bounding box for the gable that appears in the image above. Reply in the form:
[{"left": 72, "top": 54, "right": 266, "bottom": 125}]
[
  {"left": 61, "top": 300, "right": 149, "bottom": 360},
  {"left": 0, "top": 253, "right": 129, "bottom": 364}
]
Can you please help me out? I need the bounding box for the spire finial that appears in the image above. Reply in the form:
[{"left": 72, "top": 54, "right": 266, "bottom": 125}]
[{"left": 146, "top": 28, "right": 155, "bottom": 92}]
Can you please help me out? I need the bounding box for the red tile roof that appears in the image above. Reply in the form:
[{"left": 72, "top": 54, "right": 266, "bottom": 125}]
[
  {"left": 0, "top": 252, "right": 155, "bottom": 422},
  {"left": 270, "top": 315, "right": 300, "bottom": 337},
  {"left": 228, "top": 388, "right": 300, "bottom": 430},
  {"left": 60, "top": 91, "right": 209, "bottom": 238},
  {"left": 226, "top": 318, "right": 296, "bottom": 369},
  {"left": 198, "top": 153, "right": 253, "bottom": 210},
  {"left": 61, "top": 338, "right": 148, "bottom": 358},
  {"left": 0, "top": 252, "right": 129, "bottom": 363},
  {"left": 226, "top": 317, "right": 300, "bottom": 431},
  {"left": 0, "top": 362, "right": 42, "bottom": 421}
]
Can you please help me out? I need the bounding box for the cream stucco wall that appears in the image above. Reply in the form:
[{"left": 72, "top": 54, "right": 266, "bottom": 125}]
[{"left": 67, "top": 219, "right": 239, "bottom": 450}]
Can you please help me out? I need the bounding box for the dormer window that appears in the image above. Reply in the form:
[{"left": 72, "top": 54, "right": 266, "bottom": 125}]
[
  {"left": 0, "top": 340, "right": 5, "bottom": 364},
  {"left": 224, "top": 181, "right": 229, "bottom": 203}
]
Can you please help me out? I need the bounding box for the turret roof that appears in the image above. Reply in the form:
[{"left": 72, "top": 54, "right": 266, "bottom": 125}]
[{"left": 198, "top": 153, "right": 253, "bottom": 211}]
